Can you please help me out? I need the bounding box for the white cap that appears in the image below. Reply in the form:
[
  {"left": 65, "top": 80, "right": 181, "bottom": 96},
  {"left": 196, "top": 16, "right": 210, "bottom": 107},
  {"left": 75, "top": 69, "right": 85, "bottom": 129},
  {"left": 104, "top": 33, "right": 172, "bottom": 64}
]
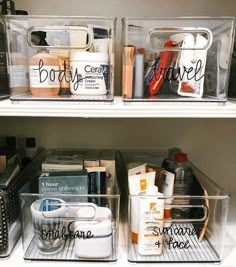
[
  {"left": 146, "top": 185, "right": 158, "bottom": 195},
  {"left": 70, "top": 51, "right": 108, "bottom": 62}
]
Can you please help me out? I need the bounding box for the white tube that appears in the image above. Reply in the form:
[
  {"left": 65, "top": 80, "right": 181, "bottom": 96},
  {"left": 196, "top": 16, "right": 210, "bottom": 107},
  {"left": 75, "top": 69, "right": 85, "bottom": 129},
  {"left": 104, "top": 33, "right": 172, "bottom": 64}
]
[
  {"left": 128, "top": 171, "right": 155, "bottom": 244},
  {"left": 138, "top": 185, "right": 164, "bottom": 255}
]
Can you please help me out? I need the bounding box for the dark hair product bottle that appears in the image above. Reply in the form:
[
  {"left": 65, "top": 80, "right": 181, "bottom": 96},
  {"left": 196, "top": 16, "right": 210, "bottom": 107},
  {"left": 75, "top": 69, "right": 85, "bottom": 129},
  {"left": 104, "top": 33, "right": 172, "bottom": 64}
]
[{"left": 0, "top": 0, "right": 16, "bottom": 96}]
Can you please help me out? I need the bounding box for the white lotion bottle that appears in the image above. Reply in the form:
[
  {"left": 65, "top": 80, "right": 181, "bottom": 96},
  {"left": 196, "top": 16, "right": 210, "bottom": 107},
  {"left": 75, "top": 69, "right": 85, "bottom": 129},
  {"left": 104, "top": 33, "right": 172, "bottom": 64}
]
[{"left": 138, "top": 185, "right": 164, "bottom": 256}]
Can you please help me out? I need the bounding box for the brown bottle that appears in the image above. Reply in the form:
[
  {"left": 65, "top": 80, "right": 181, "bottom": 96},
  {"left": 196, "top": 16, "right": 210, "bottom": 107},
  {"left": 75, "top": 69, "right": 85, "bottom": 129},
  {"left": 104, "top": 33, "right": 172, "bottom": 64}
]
[{"left": 29, "top": 52, "right": 60, "bottom": 96}]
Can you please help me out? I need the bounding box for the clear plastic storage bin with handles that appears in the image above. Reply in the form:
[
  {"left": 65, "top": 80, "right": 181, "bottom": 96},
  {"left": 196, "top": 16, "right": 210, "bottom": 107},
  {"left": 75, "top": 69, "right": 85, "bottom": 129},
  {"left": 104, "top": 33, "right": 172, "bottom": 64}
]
[
  {"left": 19, "top": 148, "right": 120, "bottom": 262},
  {"left": 5, "top": 16, "right": 116, "bottom": 102},
  {"left": 117, "top": 150, "right": 230, "bottom": 263},
  {"left": 122, "top": 17, "right": 235, "bottom": 102}
]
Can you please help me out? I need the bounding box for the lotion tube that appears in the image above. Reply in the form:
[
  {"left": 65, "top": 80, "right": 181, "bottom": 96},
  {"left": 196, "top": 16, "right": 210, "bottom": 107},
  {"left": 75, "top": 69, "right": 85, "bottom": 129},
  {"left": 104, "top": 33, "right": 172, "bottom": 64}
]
[
  {"left": 138, "top": 185, "right": 164, "bottom": 256},
  {"left": 128, "top": 171, "right": 155, "bottom": 244},
  {"left": 162, "top": 170, "right": 175, "bottom": 228}
]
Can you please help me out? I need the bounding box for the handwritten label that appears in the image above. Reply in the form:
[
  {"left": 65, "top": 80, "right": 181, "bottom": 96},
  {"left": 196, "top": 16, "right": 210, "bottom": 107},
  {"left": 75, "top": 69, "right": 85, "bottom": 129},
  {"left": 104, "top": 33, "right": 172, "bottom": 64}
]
[
  {"left": 150, "top": 226, "right": 198, "bottom": 250},
  {"left": 148, "top": 58, "right": 205, "bottom": 82},
  {"left": 41, "top": 224, "right": 94, "bottom": 241},
  {"left": 31, "top": 59, "right": 92, "bottom": 91}
]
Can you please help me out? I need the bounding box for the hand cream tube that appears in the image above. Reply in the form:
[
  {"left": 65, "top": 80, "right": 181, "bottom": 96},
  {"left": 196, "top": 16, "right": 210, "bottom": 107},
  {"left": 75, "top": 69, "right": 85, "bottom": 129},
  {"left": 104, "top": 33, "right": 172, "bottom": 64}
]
[
  {"left": 128, "top": 171, "right": 155, "bottom": 244},
  {"left": 138, "top": 185, "right": 164, "bottom": 256}
]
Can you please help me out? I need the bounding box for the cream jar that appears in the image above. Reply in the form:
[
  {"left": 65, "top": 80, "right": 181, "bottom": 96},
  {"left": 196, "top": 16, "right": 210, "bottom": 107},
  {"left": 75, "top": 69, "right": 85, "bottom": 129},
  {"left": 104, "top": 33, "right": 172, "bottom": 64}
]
[{"left": 70, "top": 52, "right": 109, "bottom": 95}]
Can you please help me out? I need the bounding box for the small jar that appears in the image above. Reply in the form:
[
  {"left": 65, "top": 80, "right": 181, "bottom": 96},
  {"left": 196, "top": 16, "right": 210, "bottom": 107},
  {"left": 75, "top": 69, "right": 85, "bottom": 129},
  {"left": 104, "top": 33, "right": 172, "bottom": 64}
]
[
  {"left": 29, "top": 51, "right": 60, "bottom": 96},
  {"left": 70, "top": 52, "right": 109, "bottom": 95}
]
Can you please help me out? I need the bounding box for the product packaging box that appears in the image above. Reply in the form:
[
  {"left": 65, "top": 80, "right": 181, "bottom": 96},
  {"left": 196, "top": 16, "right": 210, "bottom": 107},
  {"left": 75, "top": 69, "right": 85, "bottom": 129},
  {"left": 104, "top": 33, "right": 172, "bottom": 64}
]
[
  {"left": 122, "top": 17, "right": 235, "bottom": 102},
  {"left": 38, "top": 170, "right": 88, "bottom": 202},
  {"left": 5, "top": 16, "right": 116, "bottom": 102},
  {"left": 42, "top": 154, "right": 84, "bottom": 172},
  {"left": 117, "top": 150, "right": 230, "bottom": 264}
]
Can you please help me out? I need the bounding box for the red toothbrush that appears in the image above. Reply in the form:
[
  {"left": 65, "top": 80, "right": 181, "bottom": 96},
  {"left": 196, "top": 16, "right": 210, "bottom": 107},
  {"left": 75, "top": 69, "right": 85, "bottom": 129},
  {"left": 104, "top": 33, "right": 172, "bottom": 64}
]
[{"left": 149, "top": 40, "right": 173, "bottom": 96}]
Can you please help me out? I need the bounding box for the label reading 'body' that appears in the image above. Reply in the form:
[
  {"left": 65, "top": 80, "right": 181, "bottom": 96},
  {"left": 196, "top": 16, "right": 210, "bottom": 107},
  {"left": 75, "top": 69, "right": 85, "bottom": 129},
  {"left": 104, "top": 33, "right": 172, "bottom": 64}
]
[{"left": 29, "top": 65, "right": 60, "bottom": 88}]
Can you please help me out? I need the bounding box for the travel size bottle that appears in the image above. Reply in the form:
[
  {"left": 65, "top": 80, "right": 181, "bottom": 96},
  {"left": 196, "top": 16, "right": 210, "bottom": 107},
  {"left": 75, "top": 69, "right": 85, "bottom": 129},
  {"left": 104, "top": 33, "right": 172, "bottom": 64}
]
[
  {"left": 172, "top": 152, "right": 194, "bottom": 219},
  {"left": 162, "top": 147, "right": 181, "bottom": 170}
]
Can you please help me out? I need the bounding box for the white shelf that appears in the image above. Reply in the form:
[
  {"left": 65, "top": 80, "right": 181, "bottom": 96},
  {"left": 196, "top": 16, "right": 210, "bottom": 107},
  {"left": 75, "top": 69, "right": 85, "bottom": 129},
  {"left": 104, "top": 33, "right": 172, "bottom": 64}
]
[
  {"left": 3, "top": 223, "right": 236, "bottom": 267},
  {"left": 1, "top": 97, "right": 236, "bottom": 118},
  {"left": 2, "top": 194, "right": 236, "bottom": 267}
]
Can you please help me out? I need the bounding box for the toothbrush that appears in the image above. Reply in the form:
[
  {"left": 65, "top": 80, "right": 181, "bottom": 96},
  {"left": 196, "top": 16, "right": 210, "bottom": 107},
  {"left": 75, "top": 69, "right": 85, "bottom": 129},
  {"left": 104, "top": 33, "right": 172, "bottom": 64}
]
[{"left": 148, "top": 40, "right": 173, "bottom": 96}]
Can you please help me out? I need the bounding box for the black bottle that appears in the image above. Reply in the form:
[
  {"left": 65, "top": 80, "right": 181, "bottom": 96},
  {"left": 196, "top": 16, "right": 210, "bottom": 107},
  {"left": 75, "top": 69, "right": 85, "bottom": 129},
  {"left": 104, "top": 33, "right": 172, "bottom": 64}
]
[
  {"left": 1, "top": 0, "right": 16, "bottom": 15},
  {"left": 0, "top": 0, "right": 16, "bottom": 96}
]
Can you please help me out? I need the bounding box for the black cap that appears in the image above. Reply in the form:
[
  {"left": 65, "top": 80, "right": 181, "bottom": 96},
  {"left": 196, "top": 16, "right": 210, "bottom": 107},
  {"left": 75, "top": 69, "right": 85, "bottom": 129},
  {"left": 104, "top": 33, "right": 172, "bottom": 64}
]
[
  {"left": 1, "top": 0, "right": 16, "bottom": 15},
  {"left": 26, "top": 137, "right": 36, "bottom": 148},
  {"left": 16, "top": 10, "right": 28, "bottom": 15},
  {"left": 6, "top": 136, "right": 16, "bottom": 148}
]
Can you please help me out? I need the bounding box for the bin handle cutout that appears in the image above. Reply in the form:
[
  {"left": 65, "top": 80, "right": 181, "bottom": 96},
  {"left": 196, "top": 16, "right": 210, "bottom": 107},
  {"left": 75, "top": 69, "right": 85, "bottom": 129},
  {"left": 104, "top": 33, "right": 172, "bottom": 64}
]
[
  {"left": 42, "top": 202, "right": 97, "bottom": 221},
  {"left": 27, "top": 25, "right": 93, "bottom": 50},
  {"left": 146, "top": 27, "right": 213, "bottom": 51},
  {"left": 151, "top": 204, "right": 208, "bottom": 223}
]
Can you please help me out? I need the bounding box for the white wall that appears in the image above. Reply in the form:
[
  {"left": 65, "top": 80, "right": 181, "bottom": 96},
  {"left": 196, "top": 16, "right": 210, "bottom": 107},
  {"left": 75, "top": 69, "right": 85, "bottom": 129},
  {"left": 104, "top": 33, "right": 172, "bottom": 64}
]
[
  {"left": 16, "top": 0, "right": 236, "bottom": 17},
  {"left": 0, "top": 116, "right": 236, "bottom": 193}
]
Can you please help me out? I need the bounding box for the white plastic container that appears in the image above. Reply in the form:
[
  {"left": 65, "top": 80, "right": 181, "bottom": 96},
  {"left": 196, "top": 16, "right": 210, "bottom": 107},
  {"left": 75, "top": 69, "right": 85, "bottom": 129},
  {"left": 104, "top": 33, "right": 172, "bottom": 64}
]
[
  {"left": 128, "top": 171, "right": 156, "bottom": 244},
  {"left": 74, "top": 219, "right": 112, "bottom": 258},
  {"left": 70, "top": 52, "right": 109, "bottom": 95}
]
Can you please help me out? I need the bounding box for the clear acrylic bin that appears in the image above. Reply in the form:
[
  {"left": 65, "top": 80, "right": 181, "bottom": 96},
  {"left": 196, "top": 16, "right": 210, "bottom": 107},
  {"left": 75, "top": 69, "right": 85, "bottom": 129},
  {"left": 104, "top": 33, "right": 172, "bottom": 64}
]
[
  {"left": 118, "top": 150, "right": 230, "bottom": 263},
  {"left": 122, "top": 17, "right": 235, "bottom": 102},
  {"left": 0, "top": 149, "right": 46, "bottom": 259},
  {"left": 19, "top": 148, "right": 120, "bottom": 261},
  {"left": 5, "top": 16, "right": 116, "bottom": 102}
]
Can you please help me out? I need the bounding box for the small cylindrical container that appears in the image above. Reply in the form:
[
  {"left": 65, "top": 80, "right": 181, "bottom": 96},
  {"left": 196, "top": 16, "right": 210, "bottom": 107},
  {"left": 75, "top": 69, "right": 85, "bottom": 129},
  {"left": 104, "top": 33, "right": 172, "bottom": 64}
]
[
  {"left": 30, "top": 198, "right": 66, "bottom": 254},
  {"left": 70, "top": 52, "right": 109, "bottom": 95}
]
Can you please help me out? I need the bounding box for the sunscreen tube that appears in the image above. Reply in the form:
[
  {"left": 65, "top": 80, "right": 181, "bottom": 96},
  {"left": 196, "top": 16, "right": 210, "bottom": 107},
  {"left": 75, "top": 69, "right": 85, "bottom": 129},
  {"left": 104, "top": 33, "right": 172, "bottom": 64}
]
[
  {"left": 162, "top": 170, "right": 175, "bottom": 228},
  {"left": 128, "top": 171, "right": 155, "bottom": 244},
  {"left": 138, "top": 185, "right": 164, "bottom": 255}
]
